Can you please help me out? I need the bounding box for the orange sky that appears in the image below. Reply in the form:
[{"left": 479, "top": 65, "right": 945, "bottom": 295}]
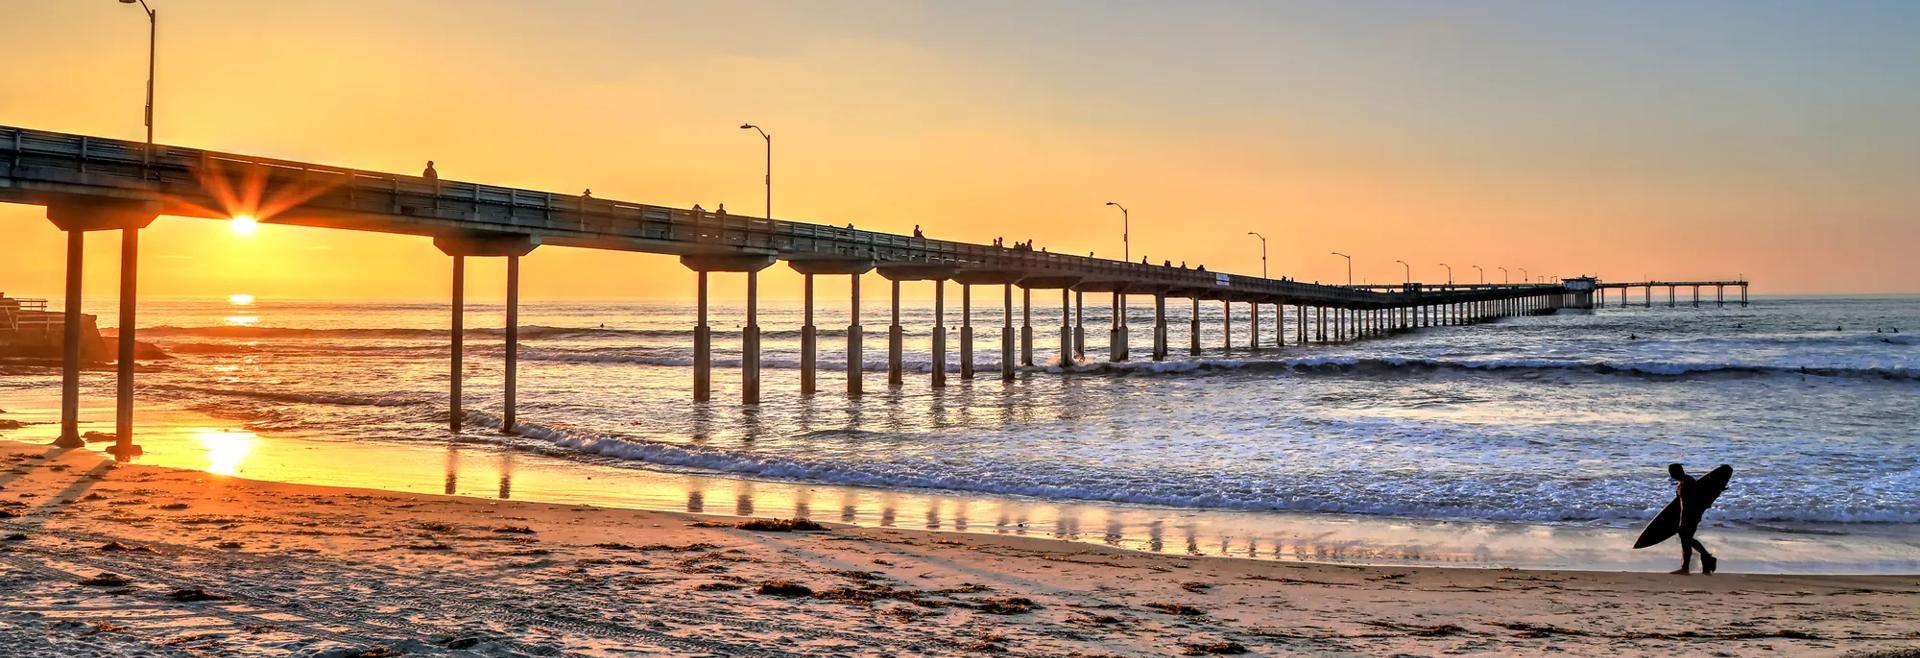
[{"left": 2, "top": 1, "right": 1915, "bottom": 300}]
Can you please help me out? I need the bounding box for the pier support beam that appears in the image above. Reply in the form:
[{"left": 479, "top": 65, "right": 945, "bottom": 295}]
[
  {"left": 1002, "top": 284, "right": 1016, "bottom": 381},
  {"left": 850, "top": 276, "right": 863, "bottom": 396},
  {"left": 1074, "top": 291, "right": 1086, "bottom": 361},
  {"left": 801, "top": 274, "right": 816, "bottom": 395},
  {"left": 1060, "top": 289, "right": 1072, "bottom": 366},
  {"left": 435, "top": 233, "right": 538, "bottom": 424},
  {"left": 1250, "top": 302, "right": 1261, "bottom": 351},
  {"left": 959, "top": 284, "right": 974, "bottom": 380},
  {"left": 890, "top": 280, "right": 904, "bottom": 387},
  {"left": 932, "top": 280, "right": 947, "bottom": 388},
  {"left": 1189, "top": 297, "right": 1201, "bottom": 356},
  {"left": 1152, "top": 292, "right": 1168, "bottom": 361},
  {"left": 452, "top": 256, "right": 467, "bottom": 426},
  {"left": 47, "top": 202, "right": 159, "bottom": 453},
  {"left": 1716, "top": 285, "right": 1725, "bottom": 306},
  {"left": 1222, "top": 300, "right": 1232, "bottom": 351},
  {"left": 1110, "top": 292, "right": 1128, "bottom": 362},
  {"left": 791, "top": 260, "right": 877, "bottom": 396},
  {"left": 1021, "top": 288, "right": 1034, "bottom": 367},
  {"left": 679, "top": 253, "right": 775, "bottom": 404},
  {"left": 744, "top": 270, "right": 762, "bottom": 404},
  {"left": 504, "top": 254, "right": 519, "bottom": 430},
  {"left": 1296, "top": 303, "right": 1306, "bottom": 345}
]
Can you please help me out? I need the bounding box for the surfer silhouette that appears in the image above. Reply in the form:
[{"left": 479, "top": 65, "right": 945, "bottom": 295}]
[{"left": 1634, "top": 463, "right": 1733, "bottom": 575}]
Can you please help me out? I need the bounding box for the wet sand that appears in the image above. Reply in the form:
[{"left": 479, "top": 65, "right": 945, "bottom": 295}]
[{"left": 2, "top": 439, "right": 1917, "bottom": 657}]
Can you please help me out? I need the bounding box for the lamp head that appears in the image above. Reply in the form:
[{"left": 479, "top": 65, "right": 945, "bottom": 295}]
[{"left": 739, "top": 123, "right": 754, "bottom": 129}]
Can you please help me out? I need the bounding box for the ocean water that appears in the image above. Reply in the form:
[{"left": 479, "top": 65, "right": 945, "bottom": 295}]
[{"left": 3, "top": 293, "right": 1918, "bottom": 564}]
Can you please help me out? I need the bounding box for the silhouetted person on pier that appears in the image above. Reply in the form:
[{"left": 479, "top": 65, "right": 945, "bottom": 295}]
[
  {"left": 1163, "top": 260, "right": 1172, "bottom": 267},
  {"left": 692, "top": 204, "right": 705, "bottom": 213},
  {"left": 913, "top": 225, "right": 924, "bottom": 238},
  {"left": 716, "top": 203, "right": 728, "bottom": 215},
  {"left": 1196, "top": 264, "right": 1206, "bottom": 272},
  {"left": 582, "top": 188, "right": 592, "bottom": 199},
  {"left": 422, "top": 161, "right": 438, "bottom": 183},
  {"left": 1665, "top": 463, "right": 1727, "bottom": 575}
]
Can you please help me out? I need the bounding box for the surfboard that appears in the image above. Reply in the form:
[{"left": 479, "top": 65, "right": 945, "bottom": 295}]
[{"left": 1633, "top": 464, "right": 1733, "bottom": 549}]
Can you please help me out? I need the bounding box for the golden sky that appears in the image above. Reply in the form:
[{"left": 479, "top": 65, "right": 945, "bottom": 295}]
[{"left": 2, "top": 1, "right": 1916, "bottom": 300}]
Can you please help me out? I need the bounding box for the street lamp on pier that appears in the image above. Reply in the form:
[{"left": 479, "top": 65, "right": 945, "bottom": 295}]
[
  {"left": 1498, "top": 266, "right": 1509, "bottom": 284},
  {"left": 1330, "top": 252, "right": 1352, "bottom": 286},
  {"left": 1471, "top": 265, "right": 1483, "bottom": 285},
  {"left": 119, "top": 0, "right": 156, "bottom": 166},
  {"left": 1394, "top": 259, "right": 1410, "bottom": 285},
  {"left": 739, "top": 123, "right": 770, "bottom": 219},
  {"left": 1439, "top": 263, "right": 1453, "bottom": 286},
  {"left": 1247, "top": 232, "right": 1267, "bottom": 278},
  {"left": 1106, "top": 202, "right": 1129, "bottom": 262}
]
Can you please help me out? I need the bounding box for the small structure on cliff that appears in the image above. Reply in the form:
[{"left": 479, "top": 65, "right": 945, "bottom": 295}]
[{"left": 1, "top": 292, "right": 108, "bottom": 361}]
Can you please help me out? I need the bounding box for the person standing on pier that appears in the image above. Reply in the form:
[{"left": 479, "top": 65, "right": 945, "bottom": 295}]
[{"left": 422, "top": 161, "right": 438, "bottom": 183}]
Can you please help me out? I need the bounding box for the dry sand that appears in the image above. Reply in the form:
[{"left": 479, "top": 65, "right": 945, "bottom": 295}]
[{"left": 0, "top": 440, "right": 1915, "bottom": 657}]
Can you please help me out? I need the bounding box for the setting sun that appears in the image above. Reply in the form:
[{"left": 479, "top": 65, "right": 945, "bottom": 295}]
[
  {"left": 228, "top": 293, "right": 254, "bottom": 305},
  {"left": 229, "top": 214, "right": 258, "bottom": 236}
]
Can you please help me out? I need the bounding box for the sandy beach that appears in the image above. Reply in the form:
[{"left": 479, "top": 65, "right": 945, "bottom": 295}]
[{"left": 0, "top": 439, "right": 1912, "bottom": 657}]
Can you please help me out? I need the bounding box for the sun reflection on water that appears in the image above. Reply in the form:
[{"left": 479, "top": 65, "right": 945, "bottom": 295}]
[{"left": 196, "top": 429, "right": 255, "bottom": 476}]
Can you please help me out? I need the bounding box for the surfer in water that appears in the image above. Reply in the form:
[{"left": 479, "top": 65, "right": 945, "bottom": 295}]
[{"left": 1668, "top": 463, "right": 1720, "bottom": 575}]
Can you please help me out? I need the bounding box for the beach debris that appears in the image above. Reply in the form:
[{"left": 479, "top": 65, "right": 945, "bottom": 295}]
[
  {"left": 1181, "top": 582, "right": 1214, "bottom": 593},
  {"left": 968, "top": 596, "right": 1040, "bottom": 615},
  {"left": 87, "top": 621, "right": 129, "bottom": 634},
  {"left": 0, "top": 509, "right": 18, "bottom": 519},
  {"left": 1180, "top": 640, "right": 1249, "bottom": 655},
  {"left": 2, "top": 533, "right": 26, "bottom": 541},
  {"left": 1144, "top": 602, "right": 1207, "bottom": 617},
  {"left": 97, "top": 541, "right": 155, "bottom": 553},
  {"left": 695, "top": 582, "right": 743, "bottom": 591},
  {"left": 156, "top": 502, "right": 190, "bottom": 510},
  {"left": 216, "top": 541, "right": 244, "bottom": 549},
  {"left": 491, "top": 524, "right": 536, "bottom": 534},
  {"left": 757, "top": 579, "right": 814, "bottom": 597},
  {"left": 78, "top": 572, "right": 131, "bottom": 587},
  {"left": 167, "top": 587, "right": 228, "bottom": 602},
  {"left": 403, "top": 542, "right": 454, "bottom": 551},
  {"left": 733, "top": 518, "right": 827, "bottom": 532},
  {"left": 81, "top": 431, "right": 117, "bottom": 444}
]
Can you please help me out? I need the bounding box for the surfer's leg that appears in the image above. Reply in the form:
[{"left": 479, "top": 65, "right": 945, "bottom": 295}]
[
  {"left": 1671, "top": 525, "right": 1697, "bottom": 574},
  {"left": 1685, "top": 535, "right": 1717, "bottom": 575}
]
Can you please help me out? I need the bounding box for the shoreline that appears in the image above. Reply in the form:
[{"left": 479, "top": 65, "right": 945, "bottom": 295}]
[
  {"left": 2, "top": 439, "right": 1918, "bottom": 656},
  {"left": 2, "top": 386, "right": 1919, "bottom": 577}
]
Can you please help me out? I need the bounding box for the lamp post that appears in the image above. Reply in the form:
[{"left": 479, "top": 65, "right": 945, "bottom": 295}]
[
  {"left": 1394, "top": 259, "right": 1410, "bottom": 285},
  {"left": 1471, "top": 265, "right": 1483, "bottom": 285},
  {"left": 1498, "top": 266, "right": 1509, "bottom": 284},
  {"left": 1105, "top": 202, "right": 1129, "bottom": 262},
  {"left": 1247, "top": 232, "right": 1267, "bottom": 278},
  {"left": 1519, "top": 267, "right": 1529, "bottom": 284},
  {"left": 120, "top": 0, "right": 156, "bottom": 166},
  {"left": 1439, "top": 263, "right": 1453, "bottom": 286},
  {"left": 1330, "top": 252, "right": 1351, "bottom": 286},
  {"left": 739, "top": 123, "right": 770, "bottom": 219}
]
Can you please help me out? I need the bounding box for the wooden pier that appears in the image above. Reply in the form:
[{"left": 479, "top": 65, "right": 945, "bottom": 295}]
[{"left": 0, "top": 125, "right": 1745, "bottom": 459}]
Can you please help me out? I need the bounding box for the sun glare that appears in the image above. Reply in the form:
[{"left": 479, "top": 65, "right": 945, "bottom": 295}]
[
  {"left": 230, "top": 215, "right": 259, "bottom": 236},
  {"left": 229, "top": 293, "right": 255, "bottom": 305}
]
